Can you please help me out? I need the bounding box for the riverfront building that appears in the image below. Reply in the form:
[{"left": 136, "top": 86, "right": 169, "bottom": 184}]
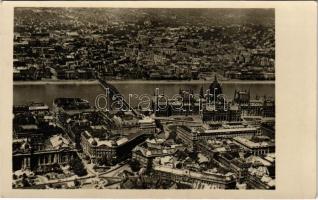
[
  {"left": 233, "top": 89, "right": 275, "bottom": 118},
  {"left": 13, "top": 102, "right": 50, "bottom": 114},
  {"left": 201, "top": 104, "right": 241, "bottom": 122}
]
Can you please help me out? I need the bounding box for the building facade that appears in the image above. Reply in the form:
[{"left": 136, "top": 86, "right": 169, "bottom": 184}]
[{"left": 154, "top": 165, "right": 236, "bottom": 189}]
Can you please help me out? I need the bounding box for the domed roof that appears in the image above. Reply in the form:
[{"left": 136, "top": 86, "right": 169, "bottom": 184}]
[{"left": 209, "top": 75, "right": 223, "bottom": 96}]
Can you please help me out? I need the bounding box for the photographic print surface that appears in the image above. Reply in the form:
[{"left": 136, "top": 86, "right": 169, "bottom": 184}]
[{"left": 12, "top": 7, "right": 275, "bottom": 190}]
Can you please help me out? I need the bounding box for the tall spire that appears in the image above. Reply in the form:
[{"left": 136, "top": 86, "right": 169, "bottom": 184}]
[
  {"left": 248, "top": 88, "right": 251, "bottom": 101},
  {"left": 209, "top": 74, "right": 223, "bottom": 99},
  {"left": 200, "top": 85, "right": 204, "bottom": 98}
]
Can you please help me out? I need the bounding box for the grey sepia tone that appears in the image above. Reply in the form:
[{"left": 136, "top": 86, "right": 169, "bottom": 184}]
[{"left": 13, "top": 8, "right": 275, "bottom": 190}]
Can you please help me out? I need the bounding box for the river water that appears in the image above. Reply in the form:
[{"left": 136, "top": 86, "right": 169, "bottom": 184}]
[{"left": 13, "top": 81, "right": 275, "bottom": 108}]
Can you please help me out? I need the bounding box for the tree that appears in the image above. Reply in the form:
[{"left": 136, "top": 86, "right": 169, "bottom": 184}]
[
  {"left": 129, "top": 159, "right": 141, "bottom": 172},
  {"left": 13, "top": 174, "right": 17, "bottom": 180},
  {"left": 175, "top": 150, "right": 188, "bottom": 160},
  {"left": 154, "top": 119, "right": 163, "bottom": 130},
  {"left": 98, "top": 156, "right": 110, "bottom": 166},
  {"left": 175, "top": 162, "right": 182, "bottom": 169},
  {"left": 21, "top": 178, "right": 31, "bottom": 187},
  {"left": 74, "top": 179, "right": 81, "bottom": 187},
  {"left": 84, "top": 155, "right": 90, "bottom": 161},
  {"left": 70, "top": 158, "right": 87, "bottom": 177},
  {"left": 52, "top": 163, "right": 62, "bottom": 173}
]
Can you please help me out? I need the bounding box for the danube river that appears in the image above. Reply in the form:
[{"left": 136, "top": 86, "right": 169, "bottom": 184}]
[{"left": 13, "top": 81, "right": 275, "bottom": 108}]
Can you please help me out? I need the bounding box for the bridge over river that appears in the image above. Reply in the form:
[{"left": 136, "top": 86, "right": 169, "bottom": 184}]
[{"left": 97, "top": 76, "right": 139, "bottom": 117}]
